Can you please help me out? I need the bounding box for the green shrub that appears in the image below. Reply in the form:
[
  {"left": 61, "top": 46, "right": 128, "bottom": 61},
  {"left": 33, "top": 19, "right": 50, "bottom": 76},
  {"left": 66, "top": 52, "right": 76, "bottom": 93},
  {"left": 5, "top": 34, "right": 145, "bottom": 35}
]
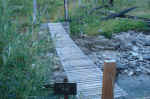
[{"left": 100, "top": 18, "right": 148, "bottom": 38}]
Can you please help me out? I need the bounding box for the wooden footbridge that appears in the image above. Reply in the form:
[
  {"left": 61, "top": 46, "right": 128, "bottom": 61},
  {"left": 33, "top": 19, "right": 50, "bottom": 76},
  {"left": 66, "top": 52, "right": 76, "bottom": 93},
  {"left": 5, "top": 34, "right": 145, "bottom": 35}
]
[{"left": 48, "top": 23, "right": 127, "bottom": 99}]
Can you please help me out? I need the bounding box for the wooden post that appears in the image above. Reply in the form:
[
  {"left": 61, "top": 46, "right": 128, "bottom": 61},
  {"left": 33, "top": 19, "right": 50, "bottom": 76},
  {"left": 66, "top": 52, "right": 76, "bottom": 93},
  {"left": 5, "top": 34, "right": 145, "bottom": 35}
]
[
  {"left": 64, "top": 0, "right": 69, "bottom": 21},
  {"left": 102, "top": 0, "right": 105, "bottom": 6},
  {"left": 64, "top": 78, "right": 69, "bottom": 99},
  {"left": 73, "top": 0, "right": 76, "bottom": 8},
  {"left": 33, "top": 0, "right": 37, "bottom": 24},
  {"left": 78, "top": 0, "right": 81, "bottom": 7},
  {"left": 102, "top": 60, "right": 117, "bottom": 99},
  {"left": 109, "top": 0, "right": 114, "bottom": 6}
]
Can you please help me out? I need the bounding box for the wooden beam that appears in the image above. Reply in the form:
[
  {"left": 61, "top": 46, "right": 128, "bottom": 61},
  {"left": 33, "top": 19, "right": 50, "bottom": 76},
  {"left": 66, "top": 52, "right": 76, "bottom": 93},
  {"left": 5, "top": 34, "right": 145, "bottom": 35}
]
[
  {"left": 103, "top": 7, "right": 137, "bottom": 20},
  {"left": 64, "top": 0, "right": 69, "bottom": 21},
  {"left": 102, "top": 60, "right": 117, "bottom": 99},
  {"left": 88, "top": 6, "right": 104, "bottom": 14}
]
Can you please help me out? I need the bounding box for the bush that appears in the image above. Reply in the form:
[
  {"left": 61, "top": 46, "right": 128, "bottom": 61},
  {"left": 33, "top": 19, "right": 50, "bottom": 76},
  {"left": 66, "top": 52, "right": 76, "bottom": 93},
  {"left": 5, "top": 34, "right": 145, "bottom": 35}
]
[{"left": 100, "top": 18, "right": 148, "bottom": 38}]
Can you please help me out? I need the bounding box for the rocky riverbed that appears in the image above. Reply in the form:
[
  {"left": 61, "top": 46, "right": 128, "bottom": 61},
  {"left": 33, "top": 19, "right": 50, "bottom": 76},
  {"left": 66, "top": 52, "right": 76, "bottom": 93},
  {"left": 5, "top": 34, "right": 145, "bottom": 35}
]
[
  {"left": 74, "top": 31, "right": 150, "bottom": 76},
  {"left": 73, "top": 31, "right": 150, "bottom": 99}
]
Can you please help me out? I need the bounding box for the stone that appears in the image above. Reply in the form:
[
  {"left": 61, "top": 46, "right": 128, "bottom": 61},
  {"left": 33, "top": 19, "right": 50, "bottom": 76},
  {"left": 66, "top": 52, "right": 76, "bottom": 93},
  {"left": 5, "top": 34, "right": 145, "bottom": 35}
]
[
  {"left": 116, "top": 62, "right": 127, "bottom": 69},
  {"left": 32, "top": 64, "right": 36, "bottom": 68},
  {"left": 144, "top": 41, "right": 150, "bottom": 46},
  {"left": 139, "top": 37, "right": 150, "bottom": 46},
  {"left": 136, "top": 68, "right": 141, "bottom": 72},
  {"left": 53, "top": 65, "right": 60, "bottom": 71},
  {"left": 131, "top": 51, "right": 139, "bottom": 57},
  {"left": 124, "top": 70, "right": 128, "bottom": 73},
  {"left": 132, "top": 46, "right": 138, "bottom": 52},
  {"left": 143, "top": 56, "right": 150, "bottom": 60},
  {"left": 128, "top": 71, "right": 134, "bottom": 76},
  {"left": 40, "top": 23, "right": 48, "bottom": 30},
  {"left": 113, "top": 32, "right": 134, "bottom": 50},
  {"left": 121, "top": 42, "right": 133, "bottom": 50},
  {"left": 73, "top": 29, "right": 150, "bottom": 76},
  {"left": 138, "top": 55, "right": 144, "bottom": 61},
  {"left": 94, "top": 38, "right": 110, "bottom": 46},
  {"left": 98, "top": 29, "right": 103, "bottom": 33},
  {"left": 140, "top": 66, "right": 150, "bottom": 74}
]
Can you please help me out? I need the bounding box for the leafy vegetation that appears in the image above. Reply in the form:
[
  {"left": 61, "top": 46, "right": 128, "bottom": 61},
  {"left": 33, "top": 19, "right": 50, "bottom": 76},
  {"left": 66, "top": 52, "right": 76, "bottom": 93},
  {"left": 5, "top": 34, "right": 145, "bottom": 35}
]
[
  {"left": 0, "top": 0, "right": 53, "bottom": 98},
  {"left": 99, "top": 18, "right": 148, "bottom": 38},
  {"left": 69, "top": 0, "right": 150, "bottom": 38}
]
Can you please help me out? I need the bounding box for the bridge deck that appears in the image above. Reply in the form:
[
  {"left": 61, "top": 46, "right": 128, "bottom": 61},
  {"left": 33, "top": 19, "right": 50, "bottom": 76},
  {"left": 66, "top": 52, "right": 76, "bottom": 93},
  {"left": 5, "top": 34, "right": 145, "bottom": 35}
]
[{"left": 48, "top": 23, "right": 127, "bottom": 99}]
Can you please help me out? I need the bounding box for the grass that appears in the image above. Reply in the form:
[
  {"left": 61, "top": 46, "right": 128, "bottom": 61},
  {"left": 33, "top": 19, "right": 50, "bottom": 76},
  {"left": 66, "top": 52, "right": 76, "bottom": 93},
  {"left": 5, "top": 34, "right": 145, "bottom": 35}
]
[
  {"left": 0, "top": 0, "right": 77, "bottom": 98},
  {"left": 99, "top": 18, "right": 148, "bottom": 38},
  {"left": 69, "top": 0, "right": 150, "bottom": 38},
  {"left": 0, "top": 0, "right": 55, "bottom": 98}
]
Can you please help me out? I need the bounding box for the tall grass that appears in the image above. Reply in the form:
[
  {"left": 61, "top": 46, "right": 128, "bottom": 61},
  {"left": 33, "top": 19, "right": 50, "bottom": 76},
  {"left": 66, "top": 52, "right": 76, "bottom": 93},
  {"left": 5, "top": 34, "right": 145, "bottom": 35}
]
[{"left": 0, "top": 0, "right": 53, "bottom": 98}]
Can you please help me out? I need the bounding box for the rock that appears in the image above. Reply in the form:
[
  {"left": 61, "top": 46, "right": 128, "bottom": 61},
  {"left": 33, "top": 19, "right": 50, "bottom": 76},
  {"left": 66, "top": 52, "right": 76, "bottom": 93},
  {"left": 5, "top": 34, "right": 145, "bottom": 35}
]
[
  {"left": 143, "top": 55, "right": 150, "bottom": 60},
  {"left": 74, "top": 30, "right": 150, "bottom": 75},
  {"left": 32, "top": 64, "right": 36, "bottom": 68},
  {"left": 129, "top": 61, "right": 137, "bottom": 68},
  {"left": 140, "top": 66, "right": 150, "bottom": 74},
  {"left": 116, "top": 61, "right": 127, "bottom": 69},
  {"left": 97, "top": 35, "right": 106, "bottom": 39},
  {"left": 132, "top": 46, "right": 138, "bottom": 52},
  {"left": 128, "top": 71, "right": 134, "bottom": 76},
  {"left": 139, "top": 55, "right": 144, "bottom": 61},
  {"left": 139, "top": 37, "right": 150, "bottom": 46},
  {"left": 124, "top": 69, "right": 129, "bottom": 73},
  {"left": 98, "top": 29, "right": 103, "bottom": 33},
  {"left": 136, "top": 68, "right": 142, "bottom": 72},
  {"left": 53, "top": 65, "right": 60, "bottom": 71},
  {"left": 131, "top": 51, "right": 139, "bottom": 57},
  {"left": 144, "top": 41, "right": 150, "bottom": 46},
  {"left": 113, "top": 32, "right": 135, "bottom": 50},
  {"left": 94, "top": 38, "right": 110, "bottom": 46},
  {"left": 121, "top": 42, "right": 133, "bottom": 50},
  {"left": 40, "top": 23, "right": 48, "bottom": 30}
]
